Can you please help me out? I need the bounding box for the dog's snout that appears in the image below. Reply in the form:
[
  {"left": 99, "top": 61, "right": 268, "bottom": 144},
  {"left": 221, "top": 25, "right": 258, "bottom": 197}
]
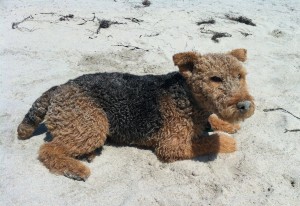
[{"left": 237, "top": 101, "right": 251, "bottom": 113}]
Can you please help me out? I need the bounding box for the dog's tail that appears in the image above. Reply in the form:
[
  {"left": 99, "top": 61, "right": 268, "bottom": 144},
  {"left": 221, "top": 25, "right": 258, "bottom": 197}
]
[{"left": 17, "top": 86, "right": 58, "bottom": 140}]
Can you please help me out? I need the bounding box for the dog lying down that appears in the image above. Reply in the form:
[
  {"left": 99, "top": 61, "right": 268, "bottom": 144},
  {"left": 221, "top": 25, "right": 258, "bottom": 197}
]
[{"left": 17, "top": 48, "right": 255, "bottom": 181}]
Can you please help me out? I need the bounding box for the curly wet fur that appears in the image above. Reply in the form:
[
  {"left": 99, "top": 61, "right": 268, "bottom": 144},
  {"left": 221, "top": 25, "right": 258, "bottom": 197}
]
[{"left": 17, "top": 48, "right": 255, "bottom": 180}]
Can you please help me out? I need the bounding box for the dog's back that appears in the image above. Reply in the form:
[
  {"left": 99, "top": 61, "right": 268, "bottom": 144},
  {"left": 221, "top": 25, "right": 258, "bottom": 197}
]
[{"left": 71, "top": 72, "right": 189, "bottom": 144}]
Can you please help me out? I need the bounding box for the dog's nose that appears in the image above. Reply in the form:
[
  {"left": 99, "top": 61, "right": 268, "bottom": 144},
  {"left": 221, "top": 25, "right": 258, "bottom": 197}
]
[{"left": 237, "top": 101, "right": 251, "bottom": 113}]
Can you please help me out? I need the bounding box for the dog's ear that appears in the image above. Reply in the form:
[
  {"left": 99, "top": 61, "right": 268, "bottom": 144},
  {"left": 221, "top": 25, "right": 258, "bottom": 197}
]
[
  {"left": 173, "top": 52, "right": 198, "bottom": 78},
  {"left": 228, "top": 49, "right": 247, "bottom": 62}
]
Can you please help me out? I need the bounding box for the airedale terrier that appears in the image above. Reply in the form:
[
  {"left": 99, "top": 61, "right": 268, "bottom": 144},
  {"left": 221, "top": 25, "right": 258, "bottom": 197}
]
[{"left": 17, "top": 48, "right": 254, "bottom": 181}]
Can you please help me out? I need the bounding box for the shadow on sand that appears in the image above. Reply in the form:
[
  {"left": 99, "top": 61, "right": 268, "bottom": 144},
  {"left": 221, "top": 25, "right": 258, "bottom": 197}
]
[{"left": 31, "top": 123, "right": 53, "bottom": 142}]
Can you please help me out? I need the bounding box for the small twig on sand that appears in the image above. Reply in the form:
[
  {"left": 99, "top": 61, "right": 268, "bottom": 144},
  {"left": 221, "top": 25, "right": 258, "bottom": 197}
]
[
  {"left": 78, "top": 13, "right": 96, "bottom": 25},
  {"left": 196, "top": 19, "right": 215, "bottom": 25},
  {"left": 284, "top": 129, "right": 300, "bottom": 133},
  {"left": 112, "top": 44, "right": 149, "bottom": 51},
  {"left": 263, "top": 108, "right": 300, "bottom": 120},
  {"left": 239, "top": 31, "right": 252, "bottom": 37},
  {"left": 12, "top": 15, "right": 33, "bottom": 29},
  {"left": 225, "top": 14, "right": 256, "bottom": 26},
  {"left": 40, "top": 12, "right": 56, "bottom": 15},
  {"left": 142, "top": 32, "right": 159, "bottom": 37},
  {"left": 111, "top": 21, "right": 126, "bottom": 25},
  {"left": 124, "top": 17, "right": 144, "bottom": 24},
  {"left": 199, "top": 28, "right": 215, "bottom": 34}
]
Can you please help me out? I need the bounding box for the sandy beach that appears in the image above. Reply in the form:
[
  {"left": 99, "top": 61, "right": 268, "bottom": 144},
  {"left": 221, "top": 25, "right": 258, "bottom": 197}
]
[{"left": 1, "top": 0, "right": 299, "bottom": 205}]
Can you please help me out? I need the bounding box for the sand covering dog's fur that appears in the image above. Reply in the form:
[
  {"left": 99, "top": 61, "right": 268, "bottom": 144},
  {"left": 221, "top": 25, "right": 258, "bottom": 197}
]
[{"left": 17, "top": 49, "right": 254, "bottom": 181}]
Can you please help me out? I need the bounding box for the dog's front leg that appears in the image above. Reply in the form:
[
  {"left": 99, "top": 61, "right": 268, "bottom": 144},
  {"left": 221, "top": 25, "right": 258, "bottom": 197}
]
[
  {"left": 155, "top": 132, "right": 236, "bottom": 162},
  {"left": 208, "top": 114, "right": 240, "bottom": 134}
]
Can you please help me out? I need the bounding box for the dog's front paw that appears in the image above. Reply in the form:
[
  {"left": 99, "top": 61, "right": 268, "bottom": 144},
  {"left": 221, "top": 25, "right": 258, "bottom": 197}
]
[
  {"left": 208, "top": 114, "right": 240, "bottom": 134},
  {"left": 223, "top": 123, "right": 240, "bottom": 134},
  {"left": 217, "top": 133, "right": 236, "bottom": 153}
]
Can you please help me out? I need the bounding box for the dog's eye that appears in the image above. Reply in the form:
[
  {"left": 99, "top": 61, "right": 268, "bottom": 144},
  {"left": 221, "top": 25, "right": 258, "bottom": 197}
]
[
  {"left": 210, "top": 76, "right": 223, "bottom": 82},
  {"left": 238, "top": 74, "right": 241, "bottom": 80}
]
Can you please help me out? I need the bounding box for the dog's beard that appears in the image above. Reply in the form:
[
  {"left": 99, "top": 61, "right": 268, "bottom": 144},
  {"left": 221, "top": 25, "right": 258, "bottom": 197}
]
[
  {"left": 217, "top": 101, "right": 255, "bottom": 123},
  {"left": 191, "top": 91, "right": 255, "bottom": 123}
]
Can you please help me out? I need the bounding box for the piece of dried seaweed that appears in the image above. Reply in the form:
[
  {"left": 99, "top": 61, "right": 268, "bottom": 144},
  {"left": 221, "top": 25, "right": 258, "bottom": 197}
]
[
  {"left": 239, "top": 31, "right": 252, "bottom": 37},
  {"left": 124, "top": 17, "right": 144, "bottom": 24},
  {"left": 142, "top": 0, "right": 151, "bottom": 7},
  {"left": 59, "top": 14, "right": 74, "bottom": 21},
  {"left": 199, "top": 28, "right": 232, "bottom": 43},
  {"left": 196, "top": 19, "right": 215, "bottom": 25},
  {"left": 211, "top": 32, "right": 232, "bottom": 43},
  {"left": 225, "top": 14, "right": 256, "bottom": 26},
  {"left": 112, "top": 44, "right": 149, "bottom": 52},
  {"left": 96, "top": 19, "right": 126, "bottom": 34}
]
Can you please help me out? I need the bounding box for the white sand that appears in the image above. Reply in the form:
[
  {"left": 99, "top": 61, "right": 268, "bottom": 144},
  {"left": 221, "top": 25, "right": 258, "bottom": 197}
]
[{"left": 1, "top": 0, "right": 299, "bottom": 205}]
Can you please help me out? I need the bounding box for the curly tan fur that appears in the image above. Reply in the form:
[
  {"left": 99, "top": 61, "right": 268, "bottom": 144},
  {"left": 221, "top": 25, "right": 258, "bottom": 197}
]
[
  {"left": 39, "top": 85, "right": 109, "bottom": 180},
  {"left": 153, "top": 96, "right": 236, "bottom": 162},
  {"left": 228, "top": 48, "right": 247, "bottom": 62},
  {"left": 39, "top": 143, "right": 91, "bottom": 181},
  {"left": 182, "top": 52, "right": 254, "bottom": 123},
  {"left": 18, "top": 49, "right": 254, "bottom": 181},
  {"left": 208, "top": 114, "right": 240, "bottom": 134},
  {"left": 173, "top": 52, "right": 198, "bottom": 78}
]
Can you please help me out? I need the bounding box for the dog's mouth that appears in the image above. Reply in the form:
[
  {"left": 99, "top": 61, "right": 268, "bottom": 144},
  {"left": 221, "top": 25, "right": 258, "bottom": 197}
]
[{"left": 216, "top": 99, "right": 255, "bottom": 123}]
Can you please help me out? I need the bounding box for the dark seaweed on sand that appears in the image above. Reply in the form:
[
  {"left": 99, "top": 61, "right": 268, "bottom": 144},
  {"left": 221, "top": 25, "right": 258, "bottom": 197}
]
[
  {"left": 225, "top": 14, "right": 256, "bottom": 26},
  {"left": 96, "top": 19, "right": 126, "bottom": 34},
  {"left": 142, "top": 0, "right": 151, "bottom": 7},
  {"left": 211, "top": 32, "right": 232, "bottom": 43},
  {"left": 59, "top": 14, "right": 74, "bottom": 21},
  {"left": 196, "top": 19, "right": 215, "bottom": 25}
]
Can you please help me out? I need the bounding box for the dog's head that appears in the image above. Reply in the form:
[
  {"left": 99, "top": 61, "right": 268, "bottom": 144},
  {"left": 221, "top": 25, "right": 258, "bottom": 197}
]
[{"left": 173, "top": 49, "right": 255, "bottom": 123}]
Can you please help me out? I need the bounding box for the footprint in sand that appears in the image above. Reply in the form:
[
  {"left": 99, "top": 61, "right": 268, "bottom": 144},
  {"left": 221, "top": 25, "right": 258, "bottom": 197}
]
[{"left": 270, "top": 29, "right": 285, "bottom": 38}]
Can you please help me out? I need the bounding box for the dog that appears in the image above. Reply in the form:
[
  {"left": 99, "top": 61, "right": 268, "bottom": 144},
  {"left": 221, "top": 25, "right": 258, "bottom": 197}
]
[{"left": 17, "top": 48, "right": 255, "bottom": 181}]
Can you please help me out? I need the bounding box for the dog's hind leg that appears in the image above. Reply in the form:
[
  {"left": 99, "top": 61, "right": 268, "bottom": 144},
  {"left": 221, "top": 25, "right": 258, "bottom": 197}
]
[
  {"left": 39, "top": 85, "right": 109, "bottom": 180},
  {"left": 17, "top": 86, "right": 58, "bottom": 139}
]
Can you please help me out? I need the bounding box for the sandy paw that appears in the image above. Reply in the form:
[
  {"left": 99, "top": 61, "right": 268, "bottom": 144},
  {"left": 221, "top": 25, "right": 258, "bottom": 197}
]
[{"left": 224, "top": 124, "right": 241, "bottom": 134}]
